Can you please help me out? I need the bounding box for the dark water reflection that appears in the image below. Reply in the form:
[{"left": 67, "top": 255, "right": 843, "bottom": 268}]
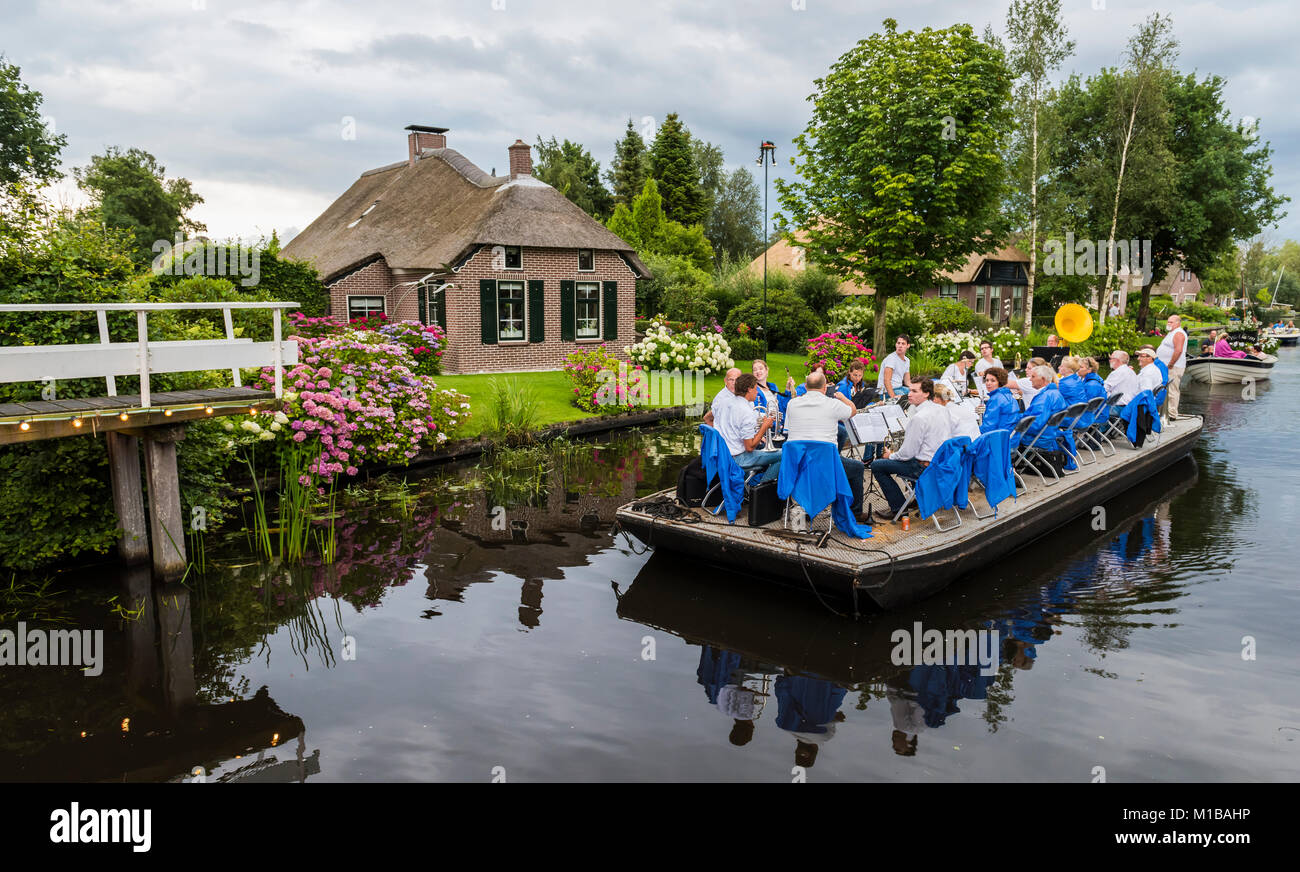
[{"left": 3, "top": 358, "right": 1299, "bottom": 782}]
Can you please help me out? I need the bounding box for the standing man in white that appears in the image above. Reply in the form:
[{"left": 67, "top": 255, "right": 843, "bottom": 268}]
[{"left": 1156, "top": 315, "right": 1188, "bottom": 420}]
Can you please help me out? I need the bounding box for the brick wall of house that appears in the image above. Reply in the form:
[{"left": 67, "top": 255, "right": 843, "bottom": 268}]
[
  {"left": 443, "top": 245, "right": 637, "bottom": 373},
  {"left": 328, "top": 259, "right": 393, "bottom": 320},
  {"left": 327, "top": 246, "right": 638, "bottom": 373}
]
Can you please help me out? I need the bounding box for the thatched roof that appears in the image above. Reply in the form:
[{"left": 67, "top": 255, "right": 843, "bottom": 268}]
[
  {"left": 938, "top": 244, "right": 1029, "bottom": 283},
  {"left": 747, "top": 232, "right": 876, "bottom": 296},
  {"left": 284, "top": 147, "right": 648, "bottom": 281}
]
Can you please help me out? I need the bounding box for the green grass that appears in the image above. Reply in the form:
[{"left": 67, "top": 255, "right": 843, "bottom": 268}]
[{"left": 433, "top": 351, "right": 812, "bottom": 439}]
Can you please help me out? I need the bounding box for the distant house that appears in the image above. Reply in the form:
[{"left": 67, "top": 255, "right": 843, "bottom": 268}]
[
  {"left": 283, "top": 124, "right": 649, "bottom": 373},
  {"left": 1149, "top": 264, "right": 1202, "bottom": 305},
  {"left": 747, "top": 232, "right": 875, "bottom": 296},
  {"left": 920, "top": 245, "right": 1031, "bottom": 322}
]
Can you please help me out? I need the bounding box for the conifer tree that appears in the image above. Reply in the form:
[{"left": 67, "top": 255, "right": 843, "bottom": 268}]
[
  {"left": 649, "top": 113, "right": 707, "bottom": 226},
  {"left": 607, "top": 119, "right": 649, "bottom": 208}
]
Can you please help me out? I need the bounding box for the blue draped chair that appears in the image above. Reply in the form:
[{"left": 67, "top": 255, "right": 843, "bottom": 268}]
[{"left": 776, "top": 440, "right": 872, "bottom": 539}]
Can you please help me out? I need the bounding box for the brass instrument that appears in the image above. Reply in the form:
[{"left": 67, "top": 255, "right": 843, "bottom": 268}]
[{"left": 1055, "top": 303, "right": 1095, "bottom": 344}]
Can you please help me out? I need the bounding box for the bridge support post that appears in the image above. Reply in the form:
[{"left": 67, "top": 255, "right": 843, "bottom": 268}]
[
  {"left": 142, "top": 424, "right": 188, "bottom": 581},
  {"left": 106, "top": 432, "right": 149, "bottom": 565}
]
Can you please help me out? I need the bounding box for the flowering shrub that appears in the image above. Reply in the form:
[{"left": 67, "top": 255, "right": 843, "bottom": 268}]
[
  {"left": 986, "top": 327, "right": 1031, "bottom": 369},
  {"left": 625, "top": 317, "right": 733, "bottom": 373},
  {"left": 920, "top": 331, "right": 983, "bottom": 363},
  {"left": 286, "top": 312, "right": 446, "bottom": 375},
  {"left": 804, "top": 332, "right": 878, "bottom": 383},
  {"left": 224, "top": 327, "right": 471, "bottom": 483},
  {"left": 563, "top": 345, "right": 643, "bottom": 414}
]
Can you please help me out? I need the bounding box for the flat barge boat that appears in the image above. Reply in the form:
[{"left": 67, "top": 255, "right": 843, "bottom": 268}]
[{"left": 614, "top": 415, "right": 1203, "bottom": 612}]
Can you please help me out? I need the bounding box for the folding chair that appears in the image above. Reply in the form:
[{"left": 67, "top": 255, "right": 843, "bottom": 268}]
[
  {"left": 699, "top": 424, "right": 762, "bottom": 517},
  {"left": 1057, "top": 401, "right": 1089, "bottom": 474},
  {"left": 1100, "top": 395, "right": 1131, "bottom": 449},
  {"left": 1149, "top": 381, "right": 1169, "bottom": 446},
  {"left": 1007, "top": 416, "right": 1036, "bottom": 496},
  {"left": 902, "top": 436, "right": 971, "bottom": 531},
  {"left": 1090, "top": 394, "right": 1124, "bottom": 456},
  {"left": 965, "top": 430, "right": 1017, "bottom": 520},
  {"left": 1072, "top": 396, "right": 1108, "bottom": 463},
  {"left": 1012, "top": 409, "right": 1069, "bottom": 485}
]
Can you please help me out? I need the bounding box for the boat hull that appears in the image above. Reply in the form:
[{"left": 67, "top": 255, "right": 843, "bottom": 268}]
[
  {"left": 1184, "top": 355, "right": 1275, "bottom": 384},
  {"left": 616, "top": 418, "right": 1202, "bottom": 611}
]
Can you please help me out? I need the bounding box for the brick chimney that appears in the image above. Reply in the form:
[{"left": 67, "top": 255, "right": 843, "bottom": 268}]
[
  {"left": 508, "top": 139, "right": 532, "bottom": 176},
  {"left": 406, "top": 124, "right": 448, "bottom": 165}
]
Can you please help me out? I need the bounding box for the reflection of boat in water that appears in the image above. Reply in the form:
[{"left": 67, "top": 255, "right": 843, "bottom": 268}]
[
  {"left": 615, "top": 458, "right": 1196, "bottom": 752},
  {"left": 1184, "top": 354, "right": 1276, "bottom": 384},
  {"left": 616, "top": 414, "right": 1202, "bottom": 610}
]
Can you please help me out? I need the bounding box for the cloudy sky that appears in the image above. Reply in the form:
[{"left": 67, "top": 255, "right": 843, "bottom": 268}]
[{"left": 8, "top": 0, "right": 1298, "bottom": 245}]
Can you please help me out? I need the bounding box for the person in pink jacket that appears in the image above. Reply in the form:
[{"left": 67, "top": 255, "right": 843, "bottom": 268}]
[{"left": 1212, "top": 336, "right": 1247, "bottom": 359}]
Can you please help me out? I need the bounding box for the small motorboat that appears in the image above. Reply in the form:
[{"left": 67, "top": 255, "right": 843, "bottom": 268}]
[
  {"left": 1263, "top": 326, "right": 1300, "bottom": 346},
  {"left": 1183, "top": 353, "right": 1276, "bottom": 384}
]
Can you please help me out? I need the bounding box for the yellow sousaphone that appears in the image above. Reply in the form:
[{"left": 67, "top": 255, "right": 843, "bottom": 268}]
[{"left": 1054, "top": 303, "right": 1094, "bottom": 344}]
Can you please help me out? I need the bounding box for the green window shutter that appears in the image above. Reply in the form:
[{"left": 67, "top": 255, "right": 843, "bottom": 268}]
[
  {"left": 528, "top": 280, "right": 545, "bottom": 343},
  {"left": 602, "top": 281, "right": 618, "bottom": 340},
  {"left": 417, "top": 285, "right": 428, "bottom": 325},
  {"left": 479, "top": 279, "right": 497, "bottom": 345},
  {"left": 560, "top": 280, "right": 576, "bottom": 342},
  {"left": 432, "top": 286, "right": 446, "bottom": 329}
]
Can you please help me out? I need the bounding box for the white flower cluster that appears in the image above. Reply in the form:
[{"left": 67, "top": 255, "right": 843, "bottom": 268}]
[
  {"left": 923, "top": 330, "right": 983, "bottom": 362},
  {"left": 626, "top": 319, "right": 733, "bottom": 373}
]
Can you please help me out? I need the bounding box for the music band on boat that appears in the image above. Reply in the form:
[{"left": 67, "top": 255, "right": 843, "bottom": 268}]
[{"left": 697, "top": 302, "right": 1190, "bottom": 533}]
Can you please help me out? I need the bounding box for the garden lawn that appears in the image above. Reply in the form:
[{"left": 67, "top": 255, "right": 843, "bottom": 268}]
[{"left": 433, "top": 351, "right": 812, "bottom": 439}]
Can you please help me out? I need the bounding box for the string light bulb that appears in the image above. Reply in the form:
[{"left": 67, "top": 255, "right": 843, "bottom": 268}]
[
  {"left": 19, "top": 421, "right": 30, "bottom": 431},
  {"left": 204, "top": 406, "right": 214, "bottom": 414},
  {"left": 163, "top": 408, "right": 173, "bottom": 417},
  {"left": 119, "top": 412, "right": 130, "bottom": 421},
  {"left": 72, "top": 418, "right": 83, "bottom": 428}
]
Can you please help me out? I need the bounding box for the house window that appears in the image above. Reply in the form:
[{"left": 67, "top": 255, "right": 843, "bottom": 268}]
[
  {"left": 504, "top": 246, "right": 522, "bottom": 269},
  {"left": 989, "top": 286, "right": 1002, "bottom": 318},
  {"left": 578, "top": 249, "right": 594, "bottom": 271},
  {"left": 576, "top": 282, "right": 601, "bottom": 338},
  {"left": 1012, "top": 286, "right": 1023, "bottom": 317},
  {"left": 939, "top": 283, "right": 958, "bottom": 300},
  {"left": 975, "top": 286, "right": 986, "bottom": 314},
  {"left": 498, "top": 281, "right": 526, "bottom": 340},
  {"left": 347, "top": 295, "right": 385, "bottom": 320}
]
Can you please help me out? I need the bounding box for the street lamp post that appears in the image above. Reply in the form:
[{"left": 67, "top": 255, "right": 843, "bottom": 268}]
[{"left": 757, "top": 140, "right": 776, "bottom": 356}]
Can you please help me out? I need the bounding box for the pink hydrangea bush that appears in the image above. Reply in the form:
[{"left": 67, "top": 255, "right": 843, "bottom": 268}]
[
  {"left": 805, "top": 332, "right": 879, "bottom": 383},
  {"left": 563, "top": 345, "right": 642, "bottom": 414}
]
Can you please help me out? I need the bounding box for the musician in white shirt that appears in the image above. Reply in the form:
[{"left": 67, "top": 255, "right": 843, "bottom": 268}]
[
  {"left": 871, "top": 378, "right": 949, "bottom": 521},
  {"left": 974, "top": 341, "right": 1003, "bottom": 400},
  {"left": 877, "top": 335, "right": 913, "bottom": 399},
  {"left": 933, "top": 382, "right": 980, "bottom": 439},
  {"left": 1136, "top": 347, "right": 1163, "bottom": 394},
  {"left": 702, "top": 367, "right": 742, "bottom": 427},
  {"left": 939, "top": 351, "right": 977, "bottom": 402},
  {"left": 784, "top": 371, "right": 866, "bottom": 515},
  {"left": 1103, "top": 350, "right": 1140, "bottom": 417}
]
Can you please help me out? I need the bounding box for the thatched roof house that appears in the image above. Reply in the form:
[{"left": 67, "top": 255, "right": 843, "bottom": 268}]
[{"left": 284, "top": 125, "right": 649, "bottom": 373}]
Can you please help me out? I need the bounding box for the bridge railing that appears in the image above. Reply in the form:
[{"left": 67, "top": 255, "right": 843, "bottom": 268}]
[{"left": 0, "top": 302, "right": 300, "bottom": 407}]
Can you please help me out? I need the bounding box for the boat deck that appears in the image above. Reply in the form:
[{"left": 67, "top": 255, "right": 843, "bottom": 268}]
[{"left": 616, "top": 415, "right": 1204, "bottom": 609}]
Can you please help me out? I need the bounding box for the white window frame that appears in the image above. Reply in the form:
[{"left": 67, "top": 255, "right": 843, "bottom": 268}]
[
  {"left": 576, "top": 281, "right": 601, "bottom": 339},
  {"left": 347, "top": 295, "right": 386, "bottom": 320},
  {"left": 497, "top": 280, "right": 526, "bottom": 342},
  {"left": 577, "top": 249, "right": 595, "bottom": 272},
  {"left": 504, "top": 246, "right": 523, "bottom": 270},
  {"left": 975, "top": 285, "right": 986, "bottom": 314},
  {"left": 939, "top": 283, "right": 958, "bottom": 300}
]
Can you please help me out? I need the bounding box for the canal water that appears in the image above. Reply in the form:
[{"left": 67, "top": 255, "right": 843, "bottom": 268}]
[{"left": 2, "top": 353, "right": 1298, "bottom": 782}]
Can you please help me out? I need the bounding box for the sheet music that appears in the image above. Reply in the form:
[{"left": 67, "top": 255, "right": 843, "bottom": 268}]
[
  {"left": 879, "top": 404, "right": 907, "bottom": 424},
  {"left": 850, "top": 413, "right": 889, "bottom": 443}
]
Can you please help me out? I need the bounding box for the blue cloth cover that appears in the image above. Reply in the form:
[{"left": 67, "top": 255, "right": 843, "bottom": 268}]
[
  {"left": 696, "top": 646, "right": 744, "bottom": 705},
  {"left": 966, "top": 429, "right": 1016, "bottom": 517},
  {"left": 777, "top": 440, "right": 872, "bottom": 539},
  {"left": 1120, "top": 390, "right": 1162, "bottom": 445},
  {"left": 1058, "top": 373, "right": 1087, "bottom": 409},
  {"left": 775, "top": 675, "right": 847, "bottom": 734},
  {"left": 914, "top": 436, "right": 971, "bottom": 520},
  {"left": 699, "top": 424, "right": 746, "bottom": 523},
  {"left": 981, "top": 387, "right": 1022, "bottom": 447},
  {"left": 1153, "top": 358, "right": 1169, "bottom": 406},
  {"left": 1022, "top": 383, "right": 1066, "bottom": 449}
]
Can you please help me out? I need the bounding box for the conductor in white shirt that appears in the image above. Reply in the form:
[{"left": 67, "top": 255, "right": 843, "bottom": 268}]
[{"left": 871, "top": 378, "right": 949, "bottom": 521}]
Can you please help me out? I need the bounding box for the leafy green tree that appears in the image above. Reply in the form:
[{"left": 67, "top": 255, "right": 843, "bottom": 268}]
[
  {"left": 533, "top": 136, "right": 613, "bottom": 220},
  {"left": 0, "top": 57, "right": 67, "bottom": 187},
  {"left": 74, "top": 146, "right": 205, "bottom": 265},
  {"left": 705, "top": 165, "right": 762, "bottom": 264},
  {"left": 606, "top": 178, "right": 714, "bottom": 271},
  {"left": 1004, "top": 0, "right": 1074, "bottom": 332},
  {"left": 1198, "top": 243, "right": 1241, "bottom": 305},
  {"left": 792, "top": 267, "right": 842, "bottom": 318},
  {"left": 632, "top": 177, "right": 668, "bottom": 249},
  {"left": 649, "top": 113, "right": 707, "bottom": 226},
  {"left": 776, "top": 19, "right": 1013, "bottom": 356},
  {"left": 607, "top": 119, "right": 649, "bottom": 208},
  {"left": 1098, "top": 13, "right": 1179, "bottom": 320},
  {"left": 723, "top": 288, "right": 820, "bottom": 353}
]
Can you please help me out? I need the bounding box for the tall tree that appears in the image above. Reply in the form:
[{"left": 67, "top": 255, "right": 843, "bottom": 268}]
[
  {"left": 74, "top": 146, "right": 204, "bottom": 265},
  {"left": 0, "top": 57, "right": 67, "bottom": 187},
  {"left": 533, "top": 136, "right": 613, "bottom": 219},
  {"left": 607, "top": 119, "right": 649, "bottom": 208},
  {"left": 777, "top": 19, "right": 1012, "bottom": 355},
  {"left": 1005, "top": 0, "right": 1074, "bottom": 333},
  {"left": 1133, "top": 72, "right": 1287, "bottom": 329},
  {"left": 649, "top": 113, "right": 707, "bottom": 226},
  {"left": 706, "top": 166, "right": 763, "bottom": 264},
  {"left": 1098, "top": 13, "right": 1179, "bottom": 321}
]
